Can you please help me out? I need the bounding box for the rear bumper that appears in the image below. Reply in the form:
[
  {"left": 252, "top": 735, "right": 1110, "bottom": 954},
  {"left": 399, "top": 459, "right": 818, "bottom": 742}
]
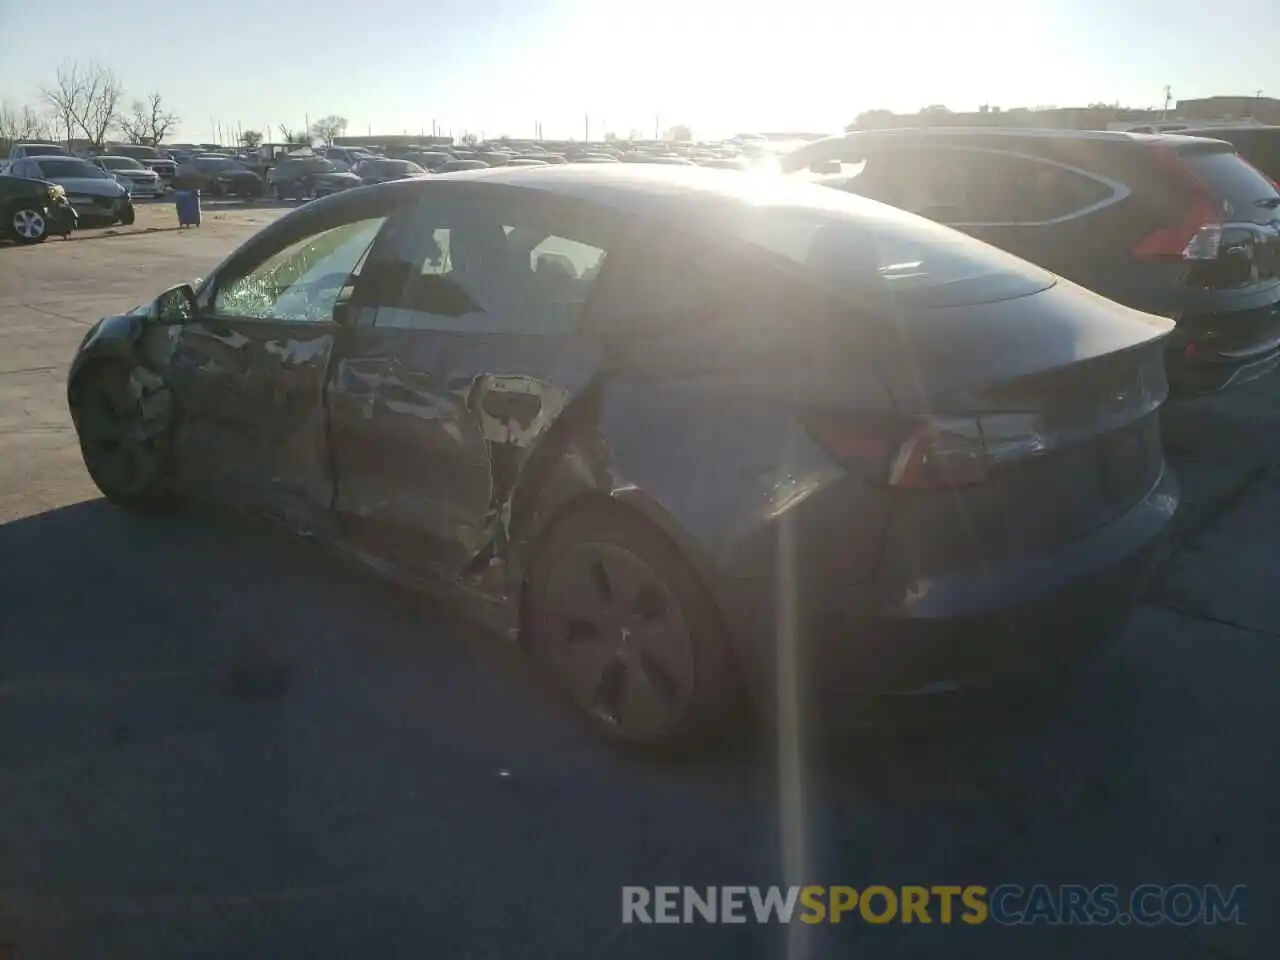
[
  {"left": 719, "top": 467, "right": 1177, "bottom": 717},
  {"left": 1165, "top": 299, "right": 1280, "bottom": 395}
]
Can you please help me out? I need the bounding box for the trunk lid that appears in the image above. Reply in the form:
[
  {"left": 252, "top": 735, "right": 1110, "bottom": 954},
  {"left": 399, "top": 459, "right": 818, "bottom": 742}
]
[
  {"left": 863, "top": 279, "right": 1172, "bottom": 566},
  {"left": 870, "top": 277, "right": 1174, "bottom": 406}
]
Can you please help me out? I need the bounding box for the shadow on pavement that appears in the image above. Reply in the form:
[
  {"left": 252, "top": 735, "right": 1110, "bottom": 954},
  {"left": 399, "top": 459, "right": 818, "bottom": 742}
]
[{"left": 0, "top": 500, "right": 1266, "bottom": 959}]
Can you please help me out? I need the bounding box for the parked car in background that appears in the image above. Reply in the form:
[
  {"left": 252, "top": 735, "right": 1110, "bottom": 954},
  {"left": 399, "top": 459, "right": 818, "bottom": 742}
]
[
  {"left": 7, "top": 156, "right": 134, "bottom": 225},
  {"left": 1179, "top": 126, "right": 1280, "bottom": 186},
  {"left": 784, "top": 128, "right": 1280, "bottom": 394},
  {"left": 697, "top": 157, "right": 750, "bottom": 170},
  {"left": 91, "top": 156, "right": 165, "bottom": 198},
  {"left": 324, "top": 146, "right": 374, "bottom": 170},
  {"left": 437, "top": 158, "right": 490, "bottom": 172},
  {"left": 266, "top": 158, "right": 362, "bottom": 199},
  {"left": 67, "top": 166, "right": 1176, "bottom": 749},
  {"left": 1, "top": 173, "right": 77, "bottom": 243},
  {"left": 176, "top": 155, "right": 265, "bottom": 197},
  {"left": 398, "top": 151, "right": 453, "bottom": 171},
  {"left": 2, "top": 142, "right": 70, "bottom": 174},
  {"left": 354, "top": 158, "right": 427, "bottom": 185},
  {"left": 103, "top": 144, "right": 178, "bottom": 188}
]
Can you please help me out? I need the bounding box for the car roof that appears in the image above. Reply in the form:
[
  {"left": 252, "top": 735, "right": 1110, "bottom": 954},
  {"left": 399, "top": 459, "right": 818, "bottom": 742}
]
[
  {"left": 431, "top": 162, "right": 889, "bottom": 222},
  {"left": 1176, "top": 125, "right": 1280, "bottom": 138}
]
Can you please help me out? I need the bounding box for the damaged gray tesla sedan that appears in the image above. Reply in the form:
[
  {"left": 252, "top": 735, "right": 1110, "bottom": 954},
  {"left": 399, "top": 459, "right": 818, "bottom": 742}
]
[{"left": 67, "top": 165, "right": 1179, "bottom": 749}]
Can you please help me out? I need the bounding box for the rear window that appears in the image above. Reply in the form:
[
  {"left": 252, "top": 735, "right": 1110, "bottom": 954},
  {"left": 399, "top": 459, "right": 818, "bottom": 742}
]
[
  {"left": 1178, "top": 147, "right": 1280, "bottom": 219},
  {"left": 720, "top": 186, "right": 1056, "bottom": 306}
]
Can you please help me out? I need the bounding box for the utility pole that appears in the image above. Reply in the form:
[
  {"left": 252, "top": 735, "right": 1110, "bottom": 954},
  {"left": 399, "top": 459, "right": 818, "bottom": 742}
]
[
  {"left": 585, "top": 114, "right": 590, "bottom": 143},
  {"left": 1162, "top": 85, "right": 1172, "bottom": 118}
]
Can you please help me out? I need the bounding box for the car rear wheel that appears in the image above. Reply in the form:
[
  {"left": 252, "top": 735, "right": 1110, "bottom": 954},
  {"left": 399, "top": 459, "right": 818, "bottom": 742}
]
[
  {"left": 526, "top": 503, "right": 741, "bottom": 751},
  {"left": 71, "top": 360, "right": 178, "bottom": 511},
  {"left": 7, "top": 205, "right": 48, "bottom": 244}
]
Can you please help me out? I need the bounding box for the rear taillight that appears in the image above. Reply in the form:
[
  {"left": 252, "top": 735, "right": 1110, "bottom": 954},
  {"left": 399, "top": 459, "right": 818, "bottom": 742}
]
[
  {"left": 804, "top": 412, "right": 1047, "bottom": 490},
  {"left": 1131, "top": 146, "right": 1223, "bottom": 262}
]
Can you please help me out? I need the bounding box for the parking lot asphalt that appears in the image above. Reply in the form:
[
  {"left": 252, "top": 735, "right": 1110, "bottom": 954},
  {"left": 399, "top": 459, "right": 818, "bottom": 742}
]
[{"left": 1, "top": 215, "right": 1277, "bottom": 958}]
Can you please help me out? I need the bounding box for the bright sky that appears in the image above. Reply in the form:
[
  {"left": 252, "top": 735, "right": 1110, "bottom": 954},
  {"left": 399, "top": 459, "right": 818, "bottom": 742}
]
[{"left": 1, "top": 0, "right": 1276, "bottom": 142}]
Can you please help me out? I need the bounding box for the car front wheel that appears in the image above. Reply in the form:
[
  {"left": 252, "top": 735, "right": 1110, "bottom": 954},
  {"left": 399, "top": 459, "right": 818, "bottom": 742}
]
[
  {"left": 7, "top": 205, "right": 48, "bottom": 244},
  {"left": 71, "top": 360, "right": 178, "bottom": 511},
  {"left": 117, "top": 202, "right": 136, "bottom": 226},
  {"left": 526, "top": 503, "right": 742, "bottom": 751}
]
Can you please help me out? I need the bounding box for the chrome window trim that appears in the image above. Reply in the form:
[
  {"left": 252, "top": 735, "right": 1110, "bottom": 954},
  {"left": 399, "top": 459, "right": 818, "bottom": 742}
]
[{"left": 895, "top": 145, "right": 1133, "bottom": 228}]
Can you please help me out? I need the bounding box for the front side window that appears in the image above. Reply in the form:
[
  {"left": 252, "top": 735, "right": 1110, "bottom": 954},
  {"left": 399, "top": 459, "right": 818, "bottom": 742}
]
[
  {"left": 366, "top": 199, "right": 609, "bottom": 334},
  {"left": 213, "top": 217, "right": 387, "bottom": 322}
]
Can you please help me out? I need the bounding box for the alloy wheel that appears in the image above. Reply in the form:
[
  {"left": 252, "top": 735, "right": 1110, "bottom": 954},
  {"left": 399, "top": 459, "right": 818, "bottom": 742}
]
[
  {"left": 12, "top": 208, "right": 46, "bottom": 240},
  {"left": 540, "top": 541, "right": 696, "bottom": 740}
]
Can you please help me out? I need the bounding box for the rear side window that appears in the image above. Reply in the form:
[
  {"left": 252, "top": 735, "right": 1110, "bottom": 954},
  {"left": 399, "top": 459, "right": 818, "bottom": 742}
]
[
  {"left": 722, "top": 191, "right": 1055, "bottom": 306},
  {"left": 359, "top": 195, "right": 610, "bottom": 334},
  {"left": 1178, "top": 147, "right": 1280, "bottom": 219}
]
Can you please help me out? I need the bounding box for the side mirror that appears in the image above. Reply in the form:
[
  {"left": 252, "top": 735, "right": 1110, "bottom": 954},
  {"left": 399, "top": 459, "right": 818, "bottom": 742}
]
[{"left": 153, "top": 283, "right": 198, "bottom": 324}]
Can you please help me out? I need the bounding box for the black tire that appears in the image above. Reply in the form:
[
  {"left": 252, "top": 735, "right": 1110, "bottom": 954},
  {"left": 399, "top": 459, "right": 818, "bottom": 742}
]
[
  {"left": 6, "top": 204, "right": 49, "bottom": 244},
  {"left": 525, "top": 502, "right": 741, "bottom": 751},
  {"left": 117, "top": 202, "right": 135, "bottom": 226},
  {"left": 70, "top": 360, "right": 179, "bottom": 512}
]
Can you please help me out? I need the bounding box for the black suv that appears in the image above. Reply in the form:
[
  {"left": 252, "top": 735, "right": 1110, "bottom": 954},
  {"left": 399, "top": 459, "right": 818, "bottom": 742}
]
[
  {"left": 1, "top": 174, "right": 78, "bottom": 244},
  {"left": 1179, "top": 126, "right": 1280, "bottom": 187},
  {"left": 784, "top": 128, "right": 1280, "bottom": 394}
]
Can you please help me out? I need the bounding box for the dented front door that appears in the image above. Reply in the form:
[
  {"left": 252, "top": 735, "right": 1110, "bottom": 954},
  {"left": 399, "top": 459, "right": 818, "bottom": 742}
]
[
  {"left": 166, "top": 214, "right": 389, "bottom": 525},
  {"left": 167, "top": 316, "right": 337, "bottom": 525}
]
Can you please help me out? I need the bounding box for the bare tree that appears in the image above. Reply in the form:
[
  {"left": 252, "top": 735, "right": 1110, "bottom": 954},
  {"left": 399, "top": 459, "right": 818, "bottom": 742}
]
[
  {"left": 118, "top": 92, "right": 180, "bottom": 145},
  {"left": 0, "top": 103, "right": 53, "bottom": 143},
  {"left": 663, "top": 123, "right": 692, "bottom": 142},
  {"left": 41, "top": 61, "right": 123, "bottom": 149},
  {"left": 308, "top": 114, "right": 348, "bottom": 144},
  {"left": 78, "top": 65, "right": 124, "bottom": 147},
  {"left": 278, "top": 124, "right": 307, "bottom": 146},
  {"left": 240, "top": 129, "right": 263, "bottom": 149},
  {"left": 42, "top": 63, "right": 87, "bottom": 148}
]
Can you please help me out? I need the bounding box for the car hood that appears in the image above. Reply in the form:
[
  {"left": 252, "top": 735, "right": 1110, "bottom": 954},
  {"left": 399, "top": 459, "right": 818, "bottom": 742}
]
[
  {"left": 53, "top": 177, "right": 126, "bottom": 197},
  {"left": 114, "top": 168, "right": 158, "bottom": 178}
]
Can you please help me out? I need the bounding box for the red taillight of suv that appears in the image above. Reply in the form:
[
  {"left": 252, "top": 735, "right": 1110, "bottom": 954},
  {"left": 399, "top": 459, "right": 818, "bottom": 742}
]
[
  {"left": 1131, "top": 146, "right": 1224, "bottom": 262},
  {"left": 804, "top": 412, "right": 1048, "bottom": 490}
]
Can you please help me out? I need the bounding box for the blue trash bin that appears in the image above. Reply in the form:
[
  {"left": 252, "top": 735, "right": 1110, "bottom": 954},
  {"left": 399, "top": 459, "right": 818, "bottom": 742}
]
[{"left": 175, "top": 189, "right": 202, "bottom": 228}]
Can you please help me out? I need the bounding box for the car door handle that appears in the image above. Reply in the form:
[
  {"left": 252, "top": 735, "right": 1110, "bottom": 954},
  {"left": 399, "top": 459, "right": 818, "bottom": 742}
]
[{"left": 480, "top": 392, "right": 542, "bottom": 425}]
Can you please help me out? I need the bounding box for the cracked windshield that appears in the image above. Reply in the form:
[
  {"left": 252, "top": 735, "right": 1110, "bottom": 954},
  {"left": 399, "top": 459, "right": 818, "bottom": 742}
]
[{"left": 2, "top": 0, "right": 1277, "bottom": 957}]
